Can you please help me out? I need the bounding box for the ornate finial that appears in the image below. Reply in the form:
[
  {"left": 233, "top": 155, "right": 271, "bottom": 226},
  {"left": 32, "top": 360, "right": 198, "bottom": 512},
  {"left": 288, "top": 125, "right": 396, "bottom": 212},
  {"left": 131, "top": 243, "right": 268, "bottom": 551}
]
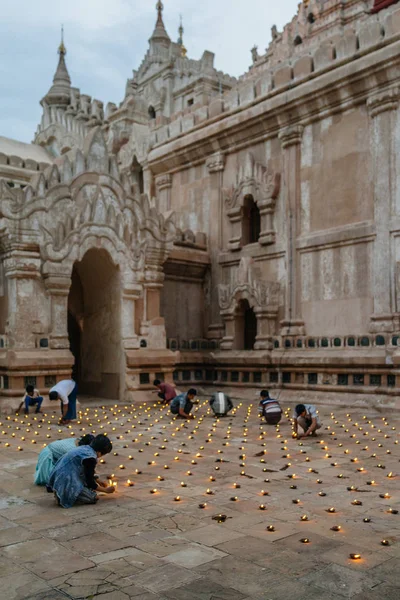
[
  {"left": 58, "top": 24, "right": 66, "bottom": 56},
  {"left": 178, "top": 14, "right": 184, "bottom": 44},
  {"left": 177, "top": 14, "right": 187, "bottom": 57},
  {"left": 156, "top": 1, "right": 163, "bottom": 19}
]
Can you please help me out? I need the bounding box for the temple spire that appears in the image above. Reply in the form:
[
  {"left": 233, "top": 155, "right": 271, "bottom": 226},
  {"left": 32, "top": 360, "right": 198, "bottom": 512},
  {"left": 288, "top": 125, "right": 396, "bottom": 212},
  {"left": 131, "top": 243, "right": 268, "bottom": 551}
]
[
  {"left": 149, "top": 1, "right": 171, "bottom": 49},
  {"left": 177, "top": 15, "right": 187, "bottom": 57},
  {"left": 42, "top": 27, "right": 71, "bottom": 107}
]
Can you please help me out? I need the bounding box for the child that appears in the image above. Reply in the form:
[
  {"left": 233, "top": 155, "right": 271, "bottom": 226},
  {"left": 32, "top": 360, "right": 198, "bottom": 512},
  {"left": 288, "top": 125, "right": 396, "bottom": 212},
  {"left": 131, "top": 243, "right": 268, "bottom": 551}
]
[
  {"left": 34, "top": 434, "right": 95, "bottom": 486},
  {"left": 259, "top": 390, "right": 282, "bottom": 425},
  {"left": 293, "top": 403, "right": 322, "bottom": 438},
  {"left": 16, "top": 385, "right": 43, "bottom": 415},
  {"left": 47, "top": 434, "right": 115, "bottom": 508}
]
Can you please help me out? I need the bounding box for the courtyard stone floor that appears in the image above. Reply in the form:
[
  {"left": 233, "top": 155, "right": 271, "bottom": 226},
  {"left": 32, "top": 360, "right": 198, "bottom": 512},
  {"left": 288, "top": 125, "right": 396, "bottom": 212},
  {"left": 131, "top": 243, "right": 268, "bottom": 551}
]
[{"left": 0, "top": 398, "right": 399, "bottom": 600}]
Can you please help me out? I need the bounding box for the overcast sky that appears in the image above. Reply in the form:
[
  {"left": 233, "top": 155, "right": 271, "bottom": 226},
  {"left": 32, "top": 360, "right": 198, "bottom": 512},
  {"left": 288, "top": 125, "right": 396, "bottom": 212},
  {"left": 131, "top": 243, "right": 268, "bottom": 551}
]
[{"left": 0, "top": 0, "right": 300, "bottom": 144}]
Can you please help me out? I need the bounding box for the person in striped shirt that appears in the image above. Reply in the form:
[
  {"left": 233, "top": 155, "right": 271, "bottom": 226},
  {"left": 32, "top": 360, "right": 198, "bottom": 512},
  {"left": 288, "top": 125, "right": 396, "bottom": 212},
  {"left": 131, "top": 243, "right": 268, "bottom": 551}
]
[{"left": 259, "top": 390, "right": 282, "bottom": 425}]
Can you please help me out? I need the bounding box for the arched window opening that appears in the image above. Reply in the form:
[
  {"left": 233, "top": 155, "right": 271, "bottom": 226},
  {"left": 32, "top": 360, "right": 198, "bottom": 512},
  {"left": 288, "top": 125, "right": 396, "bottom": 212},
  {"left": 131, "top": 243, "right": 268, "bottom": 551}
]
[
  {"left": 294, "top": 35, "right": 303, "bottom": 46},
  {"left": 148, "top": 106, "right": 156, "bottom": 119},
  {"left": 307, "top": 13, "right": 315, "bottom": 24},
  {"left": 234, "top": 299, "right": 257, "bottom": 350},
  {"left": 132, "top": 156, "right": 144, "bottom": 194},
  {"left": 242, "top": 195, "right": 261, "bottom": 246}
]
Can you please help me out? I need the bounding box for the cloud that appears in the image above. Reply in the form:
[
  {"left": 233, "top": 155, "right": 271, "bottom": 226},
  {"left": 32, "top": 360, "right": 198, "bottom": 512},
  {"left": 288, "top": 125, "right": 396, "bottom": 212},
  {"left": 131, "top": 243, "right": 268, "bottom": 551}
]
[{"left": 0, "top": 0, "right": 300, "bottom": 143}]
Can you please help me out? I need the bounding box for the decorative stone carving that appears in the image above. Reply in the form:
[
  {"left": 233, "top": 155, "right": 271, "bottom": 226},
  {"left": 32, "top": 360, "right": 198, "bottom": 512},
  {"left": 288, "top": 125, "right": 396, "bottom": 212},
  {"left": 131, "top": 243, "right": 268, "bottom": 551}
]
[
  {"left": 206, "top": 152, "right": 225, "bottom": 173},
  {"left": 155, "top": 173, "right": 172, "bottom": 190},
  {"left": 367, "top": 87, "right": 399, "bottom": 118},
  {"left": 223, "top": 152, "right": 280, "bottom": 249},
  {"left": 218, "top": 258, "right": 280, "bottom": 350},
  {"left": 0, "top": 127, "right": 176, "bottom": 359}
]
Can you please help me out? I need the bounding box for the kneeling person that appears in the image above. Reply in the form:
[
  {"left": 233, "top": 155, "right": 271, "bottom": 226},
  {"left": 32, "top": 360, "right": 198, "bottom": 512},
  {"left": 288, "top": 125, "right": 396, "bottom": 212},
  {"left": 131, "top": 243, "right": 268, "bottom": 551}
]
[
  {"left": 210, "top": 392, "right": 233, "bottom": 417},
  {"left": 47, "top": 434, "right": 115, "bottom": 508},
  {"left": 259, "top": 390, "right": 282, "bottom": 425},
  {"left": 170, "top": 388, "right": 197, "bottom": 419},
  {"left": 153, "top": 379, "right": 177, "bottom": 404},
  {"left": 293, "top": 403, "right": 322, "bottom": 439}
]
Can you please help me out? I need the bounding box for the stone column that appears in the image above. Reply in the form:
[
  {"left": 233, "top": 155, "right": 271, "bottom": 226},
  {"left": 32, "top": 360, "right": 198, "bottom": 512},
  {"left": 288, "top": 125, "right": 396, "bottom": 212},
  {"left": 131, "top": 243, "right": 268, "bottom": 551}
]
[
  {"left": 155, "top": 174, "right": 172, "bottom": 213},
  {"left": 279, "top": 125, "right": 305, "bottom": 336},
  {"left": 368, "top": 89, "right": 399, "bottom": 333},
  {"left": 3, "top": 247, "right": 42, "bottom": 349},
  {"left": 206, "top": 152, "right": 225, "bottom": 340}
]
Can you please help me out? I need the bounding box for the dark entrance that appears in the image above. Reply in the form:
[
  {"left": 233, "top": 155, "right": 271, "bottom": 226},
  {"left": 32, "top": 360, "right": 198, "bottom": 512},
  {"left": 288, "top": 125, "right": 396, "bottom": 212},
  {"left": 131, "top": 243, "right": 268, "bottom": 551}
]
[
  {"left": 234, "top": 299, "right": 258, "bottom": 350},
  {"left": 67, "top": 248, "right": 122, "bottom": 399}
]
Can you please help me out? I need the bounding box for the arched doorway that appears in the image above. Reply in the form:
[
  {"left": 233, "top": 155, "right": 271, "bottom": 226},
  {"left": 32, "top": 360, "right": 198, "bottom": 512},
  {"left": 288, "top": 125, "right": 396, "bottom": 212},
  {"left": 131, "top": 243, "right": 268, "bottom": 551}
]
[
  {"left": 234, "top": 299, "right": 258, "bottom": 350},
  {"left": 67, "top": 248, "right": 122, "bottom": 399}
]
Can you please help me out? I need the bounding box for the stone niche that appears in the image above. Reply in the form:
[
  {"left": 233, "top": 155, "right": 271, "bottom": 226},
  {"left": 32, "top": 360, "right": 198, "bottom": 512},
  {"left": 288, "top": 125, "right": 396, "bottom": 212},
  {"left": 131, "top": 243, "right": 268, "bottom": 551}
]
[
  {"left": 218, "top": 257, "right": 281, "bottom": 350},
  {"left": 223, "top": 152, "right": 280, "bottom": 251}
]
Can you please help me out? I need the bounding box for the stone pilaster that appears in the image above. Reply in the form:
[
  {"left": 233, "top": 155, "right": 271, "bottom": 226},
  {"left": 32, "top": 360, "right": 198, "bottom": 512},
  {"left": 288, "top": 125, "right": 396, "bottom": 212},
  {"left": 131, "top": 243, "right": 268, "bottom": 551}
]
[
  {"left": 206, "top": 152, "right": 225, "bottom": 339},
  {"left": 121, "top": 283, "right": 142, "bottom": 350},
  {"left": 43, "top": 269, "right": 71, "bottom": 350},
  {"left": 155, "top": 173, "right": 172, "bottom": 212},
  {"left": 219, "top": 310, "right": 235, "bottom": 350},
  {"left": 3, "top": 247, "right": 43, "bottom": 349},
  {"left": 279, "top": 125, "right": 305, "bottom": 336},
  {"left": 254, "top": 307, "right": 279, "bottom": 350},
  {"left": 368, "top": 87, "right": 399, "bottom": 333}
]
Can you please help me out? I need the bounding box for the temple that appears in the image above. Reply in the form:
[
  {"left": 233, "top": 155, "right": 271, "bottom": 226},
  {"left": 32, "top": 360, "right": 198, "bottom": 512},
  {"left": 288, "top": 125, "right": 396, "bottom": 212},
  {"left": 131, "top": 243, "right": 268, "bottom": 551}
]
[{"left": 0, "top": 0, "right": 399, "bottom": 408}]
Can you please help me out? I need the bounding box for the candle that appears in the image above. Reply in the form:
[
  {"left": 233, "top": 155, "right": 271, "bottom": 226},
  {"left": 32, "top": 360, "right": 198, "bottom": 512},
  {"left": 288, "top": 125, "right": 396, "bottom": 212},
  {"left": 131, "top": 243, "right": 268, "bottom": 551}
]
[
  {"left": 206, "top": 489, "right": 214, "bottom": 495},
  {"left": 230, "top": 496, "right": 238, "bottom": 502},
  {"left": 259, "top": 505, "right": 266, "bottom": 510},
  {"left": 300, "top": 538, "right": 310, "bottom": 544},
  {"left": 381, "top": 540, "right": 390, "bottom": 546},
  {"left": 267, "top": 525, "right": 275, "bottom": 532},
  {"left": 199, "top": 503, "right": 207, "bottom": 509},
  {"left": 181, "top": 482, "right": 187, "bottom": 487},
  {"left": 174, "top": 496, "right": 181, "bottom": 502},
  {"left": 300, "top": 515, "right": 309, "bottom": 521},
  {"left": 292, "top": 499, "right": 301, "bottom": 505},
  {"left": 363, "top": 518, "right": 371, "bottom": 523},
  {"left": 151, "top": 489, "right": 158, "bottom": 494},
  {"left": 350, "top": 554, "right": 361, "bottom": 560},
  {"left": 330, "top": 525, "right": 341, "bottom": 531},
  {"left": 352, "top": 500, "right": 362, "bottom": 506},
  {"left": 327, "top": 508, "right": 336, "bottom": 513},
  {"left": 127, "top": 480, "right": 134, "bottom": 487}
]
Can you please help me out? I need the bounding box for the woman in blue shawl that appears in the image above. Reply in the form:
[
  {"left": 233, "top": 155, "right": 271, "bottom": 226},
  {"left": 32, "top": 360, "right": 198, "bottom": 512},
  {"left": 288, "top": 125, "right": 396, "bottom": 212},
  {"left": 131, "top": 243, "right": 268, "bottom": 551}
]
[
  {"left": 34, "top": 434, "right": 95, "bottom": 486},
  {"left": 47, "top": 435, "right": 115, "bottom": 508}
]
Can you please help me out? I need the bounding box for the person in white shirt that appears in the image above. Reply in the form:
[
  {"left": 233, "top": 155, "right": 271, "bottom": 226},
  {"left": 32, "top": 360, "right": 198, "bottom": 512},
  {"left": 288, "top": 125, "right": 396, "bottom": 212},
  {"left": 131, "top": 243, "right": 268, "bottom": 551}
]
[
  {"left": 49, "top": 379, "right": 78, "bottom": 425},
  {"left": 16, "top": 385, "right": 43, "bottom": 415},
  {"left": 293, "top": 404, "right": 322, "bottom": 439}
]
